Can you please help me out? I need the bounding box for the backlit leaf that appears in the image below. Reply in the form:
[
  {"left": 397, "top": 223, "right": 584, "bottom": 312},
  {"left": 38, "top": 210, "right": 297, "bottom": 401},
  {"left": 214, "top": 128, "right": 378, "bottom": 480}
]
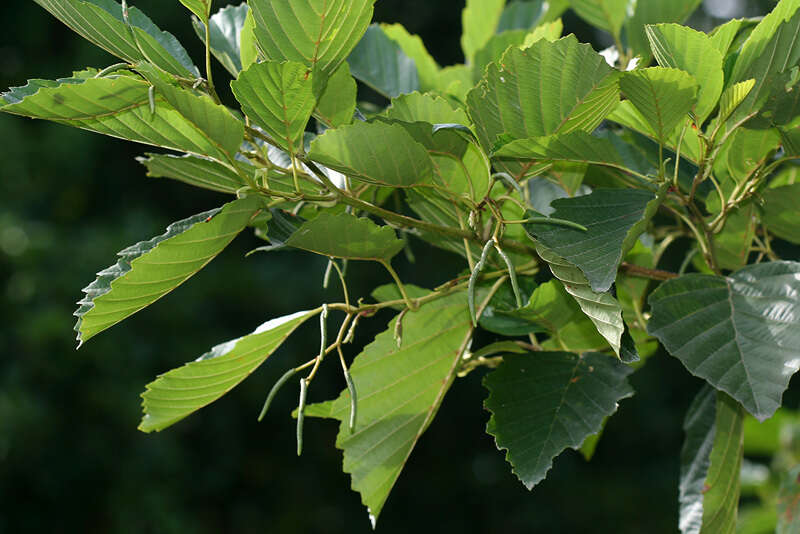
[
  {"left": 570, "top": 0, "right": 628, "bottom": 37},
  {"left": 461, "top": 0, "right": 505, "bottom": 62},
  {"left": 192, "top": 2, "right": 249, "bottom": 76},
  {"left": 179, "top": 0, "right": 211, "bottom": 23}
]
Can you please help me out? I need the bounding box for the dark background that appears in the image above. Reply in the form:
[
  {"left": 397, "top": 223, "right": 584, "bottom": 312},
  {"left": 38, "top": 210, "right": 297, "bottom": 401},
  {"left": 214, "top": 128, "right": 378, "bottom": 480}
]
[{"left": 0, "top": 1, "right": 785, "bottom": 533}]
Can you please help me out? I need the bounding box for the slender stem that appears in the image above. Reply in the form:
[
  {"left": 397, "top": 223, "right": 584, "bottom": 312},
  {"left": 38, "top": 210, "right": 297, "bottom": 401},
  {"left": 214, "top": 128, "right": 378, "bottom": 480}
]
[
  {"left": 203, "top": 21, "right": 220, "bottom": 103},
  {"left": 619, "top": 262, "right": 678, "bottom": 281},
  {"left": 380, "top": 260, "right": 415, "bottom": 310},
  {"left": 330, "top": 259, "right": 350, "bottom": 309}
]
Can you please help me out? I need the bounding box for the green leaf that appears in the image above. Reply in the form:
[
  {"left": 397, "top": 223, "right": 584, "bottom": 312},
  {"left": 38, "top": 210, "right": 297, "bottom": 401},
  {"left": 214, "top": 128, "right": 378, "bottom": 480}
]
[
  {"left": 717, "top": 79, "right": 756, "bottom": 125},
  {"left": 497, "top": 0, "right": 568, "bottom": 32},
  {"left": 32, "top": 0, "right": 198, "bottom": 77},
  {"left": 74, "top": 195, "right": 262, "bottom": 345},
  {"left": 248, "top": 0, "right": 374, "bottom": 77},
  {"left": 461, "top": 0, "right": 505, "bottom": 63},
  {"left": 523, "top": 188, "right": 660, "bottom": 292},
  {"left": 136, "top": 153, "right": 248, "bottom": 193},
  {"left": 472, "top": 20, "right": 563, "bottom": 83},
  {"left": 383, "top": 92, "right": 471, "bottom": 126},
  {"left": 192, "top": 3, "right": 248, "bottom": 76},
  {"left": 285, "top": 212, "right": 403, "bottom": 263},
  {"left": 709, "top": 18, "right": 749, "bottom": 57},
  {"left": 314, "top": 62, "right": 357, "bottom": 128},
  {"left": 679, "top": 386, "right": 744, "bottom": 534},
  {"left": 347, "top": 24, "right": 420, "bottom": 99},
  {"left": 1, "top": 74, "right": 241, "bottom": 163},
  {"left": 723, "top": 128, "right": 781, "bottom": 183},
  {"left": 231, "top": 60, "right": 316, "bottom": 155},
  {"left": 570, "top": 0, "right": 628, "bottom": 37},
  {"left": 139, "top": 308, "right": 316, "bottom": 432},
  {"left": 620, "top": 68, "right": 698, "bottom": 143},
  {"left": 761, "top": 184, "right": 800, "bottom": 244},
  {"left": 484, "top": 351, "right": 633, "bottom": 489},
  {"left": 645, "top": 24, "right": 724, "bottom": 124},
  {"left": 308, "top": 120, "right": 434, "bottom": 187},
  {"left": 179, "top": 0, "right": 211, "bottom": 22},
  {"left": 647, "top": 262, "right": 800, "bottom": 421},
  {"left": 371, "top": 283, "right": 431, "bottom": 310},
  {"left": 728, "top": 0, "right": 800, "bottom": 125},
  {"left": 623, "top": 0, "right": 704, "bottom": 59},
  {"left": 307, "top": 294, "right": 472, "bottom": 523},
  {"left": 493, "top": 131, "right": 626, "bottom": 172},
  {"left": 535, "top": 246, "right": 628, "bottom": 357},
  {"left": 713, "top": 203, "right": 756, "bottom": 272},
  {"left": 381, "top": 23, "right": 440, "bottom": 93},
  {"left": 467, "top": 35, "right": 620, "bottom": 155},
  {"left": 240, "top": 6, "right": 258, "bottom": 69},
  {"left": 777, "top": 466, "right": 800, "bottom": 532}
]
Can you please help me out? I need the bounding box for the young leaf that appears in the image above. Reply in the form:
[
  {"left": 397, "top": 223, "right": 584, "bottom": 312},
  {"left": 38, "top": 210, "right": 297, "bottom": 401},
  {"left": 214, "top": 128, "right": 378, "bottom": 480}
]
[
  {"left": 33, "top": 0, "right": 198, "bottom": 77},
  {"left": 648, "top": 262, "right": 800, "bottom": 421},
  {"left": 137, "top": 153, "right": 248, "bottom": 194},
  {"left": 286, "top": 212, "right": 404, "bottom": 263},
  {"left": 139, "top": 309, "right": 316, "bottom": 432},
  {"left": 347, "top": 24, "right": 420, "bottom": 99},
  {"left": 624, "top": 0, "right": 704, "bottom": 59},
  {"left": 620, "top": 68, "right": 698, "bottom": 143},
  {"left": 679, "top": 386, "right": 745, "bottom": 534},
  {"left": 192, "top": 3, "right": 249, "bottom": 76},
  {"left": 461, "top": 0, "right": 505, "bottom": 63},
  {"left": 248, "top": 0, "right": 374, "bottom": 77},
  {"left": 302, "top": 294, "right": 472, "bottom": 524},
  {"left": 645, "top": 24, "right": 724, "bottom": 124},
  {"left": 727, "top": 0, "right": 800, "bottom": 125},
  {"left": 179, "top": 0, "right": 211, "bottom": 23},
  {"left": 314, "top": 62, "right": 357, "bottom": 128},
  {"left": 1, "top": 74, "right": 242, "bottom": 163},
  {"left": 74, "top": 195, "right": 263, "bottom": 344},
  {"left": 570, "top": 0, "right": 629, "bottom": 38},
  {"left": 308, "top": 121, "right": 434, "bottom": 187},
  {"left": 523, "top": 188, "right": 661, "bottom": 293},
  {"left": 381, "top": 23, "right": 440, "bottom": 92},
  {"left": 467, "top": 35, "right": 620, "bottom": 153},
  {"left": 535, "top": 246, "right": 629, "bottom": 357},
  {"left": 484, "top": 352, "right": 633, "bottom": 489},
  {"left": 231, "top": 60, "right": 316, "bottom": 155}
]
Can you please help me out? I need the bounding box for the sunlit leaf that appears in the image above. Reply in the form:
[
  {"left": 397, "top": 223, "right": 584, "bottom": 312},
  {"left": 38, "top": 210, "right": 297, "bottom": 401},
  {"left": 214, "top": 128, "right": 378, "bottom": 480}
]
[
  {"left": 178, "top": 0, "right": 211, "bottom": 23},
  {"left": 624, "top": 0, "right": 704, "bottom": 59},
  {"left": 314, "top": 62, "right": 357, "bottom": 128},
  {"left": 570, "top": 0, "right": 628, "bottom": 37},
  {"left": 461, "top": 0, "right": 505, "bottom": 62},
  {"left": 620, "top": 68, "right": 698, "bottom": 143}
]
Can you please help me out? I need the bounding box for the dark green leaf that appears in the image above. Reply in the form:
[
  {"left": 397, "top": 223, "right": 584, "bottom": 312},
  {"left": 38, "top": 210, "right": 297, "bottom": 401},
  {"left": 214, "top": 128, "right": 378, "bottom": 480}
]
[
  {"left": 308, "top": 120, "right": 434, "bottom": 187},
  {"left": 762, "top": 184, "right": 800, "bottom": 244},
  {"left": 74, "top": 195, "right": 263, "bottom": 344},
  {"left": 679, "top": 385, "right": 717, "bottom": 534},
  {"left": 33, "top": 0, "right": 198, "bottom": 77},
  {"left": 648, "top": 262, "right": 800, "bottom": 421},
  {"left": 139, "top": 308, "right": 316, "bottom": 432},
  {"left": 137, "top": 153, "right": 248, "bottom": 193},
  {"left": 347, "top": 24, "right": 419, "bottom": 99},
  {"left": 382, "top": 24, "right": 440, "bottom": 93},
  {"left": 620, "top": 68, "right": 698, "bottom": 143},
  {"left": 484, "top": 351, "right": 633, "bottom": 489},
  {"left": 192, "top": 3, "right": 248, "bottom": 76},
  {"left": 231, "top": 60, "right": 316, "bottom": 154},
  {"left": 497, "top": 0, "right": 567, "bottom": 32},
  {"left": 248, "top": 0, "right": 374, "bottom": 77},
  {"left": 304, "top": 294, "right": 472, "bottom": 523},
  {"left": 524, "top": 188, "right": 660, "bottom": 292},
  {"left": 286, "top": 212, "right": 404, "bottom": 262}
]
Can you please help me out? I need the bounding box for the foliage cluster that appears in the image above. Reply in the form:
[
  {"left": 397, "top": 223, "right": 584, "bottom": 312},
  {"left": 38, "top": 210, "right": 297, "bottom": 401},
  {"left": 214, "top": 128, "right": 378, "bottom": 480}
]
[{"left": 5, "top": 0, "right": 800, "bottom": 531}]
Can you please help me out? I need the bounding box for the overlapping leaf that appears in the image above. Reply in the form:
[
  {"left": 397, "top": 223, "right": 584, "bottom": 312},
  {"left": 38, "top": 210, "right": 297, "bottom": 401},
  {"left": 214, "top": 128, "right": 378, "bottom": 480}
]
[
  {"left": 467, "top": 35, "right": 620, "bottom": 154},
  {"left": 347, "top": 24, "right": 420, "bottom": 99},
  {"left": 315, "top": 62, "right": 357, "bottom": 128},
  {"left": 33, "top": 0, "right": 198, "bottom": 77},
  {"left": 679, "top": 386, "right": 744, "bottom": 534},
  {"left": 570, "top": 0, "right": 628, "bottom": 37},
  {"left": 248, "top": 0, "right": 374, "bottom": 77},
  {"left": 192, "top": 2, "right": 249, "bottom": 76},
  {"left": 648, "top": 262, "right": 800, "bottom": 421},
  {"left": 761, "top": 184, "right": 800, "bottom": 244},
  {"left": 523, "top": 188, "right": 660, "bottom": 292},
  {"left": 137, "top": 153, "right": 248, "bottom": 193},
  {"left": 231, "top": 60, "right": 316, "bottom": 155},
  {"left": 624, "top": 0, "right": 704, "bottom": 58},
  {"left": 461, "top": 0, "right": 505, "bottom": 62},
  {"left": 308, "top": 120, "right": 434, "bottom": 187},
  {"left": 303, "top": 294, "right": 472, "bottom": 523},
  {"left": 646, "top": 24, "right": 724, "bottom": 124},
  {"left": 74, "top": 195, "right": 262, "bottom": 344},
  {"left": 179, "top": 0, "right": 211, "bottom": 22},
  {"left": 1, "top": 74, "right": 241, "bottom": 163},
  {"left": 382, "top": 23, "right": 440, "bottom": 92},
  {"left": 286, "top": 212, "right": 404, "bottom": 262},
  {"left": 620, "top": 68, "right": 698, "bottom": 143},
  {"left": 472, "top": 21, "right": 563, "bottom": 83},
  {"left": 493, "top": 131, "right": 627, "bottom": 173},
  {"left": 497, "top": 0, "right": 567, "bottom": 32},
  {"left": 139, "top": 308, "right": 315, "bottom": 432},
  {"left": 484, "top": 351, "right": 633, "bottom": 489}
]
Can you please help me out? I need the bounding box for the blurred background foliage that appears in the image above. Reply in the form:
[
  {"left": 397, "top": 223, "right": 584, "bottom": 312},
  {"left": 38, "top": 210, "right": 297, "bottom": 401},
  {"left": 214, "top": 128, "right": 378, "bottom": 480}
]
[{"left": 0, "top": 1, "right": 797, "bottom": 533}]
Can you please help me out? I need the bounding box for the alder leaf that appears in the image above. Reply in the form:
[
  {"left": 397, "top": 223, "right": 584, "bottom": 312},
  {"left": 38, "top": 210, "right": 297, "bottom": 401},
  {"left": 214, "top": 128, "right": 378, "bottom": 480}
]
[
  {"left": 648, "top": 262, "right": 800, "bottom": 421},
  {"left": 347, "top": 24, "right": 420, "bottom": 99},
  {"left": 381, "top": 23, "right": 440, "bottom": 92},
  {"left": 178, "top": 0, "right": 211, "bottom": 23},
  {"left": 461, "top": 0, "right": 505, "bottom": 62},
  {"left": 231, "top": 60, "right": 316, "bottom": 155},
  {"left": 285, "top": 212, "right": 404, "bottom": 263},
  {"left": 32, "top": 0, "right": 198, "bottom": 77},
  {"left": 624, "top": 0, "right": 704, "bottom": 59},
  {"left": 139, "top": 309, "right": 316, "bottom": 432},
  {"left": 303, "top": 294, "right": 472, "bottom": 524},
  {"left": 137, "top": 153, "right": 248, "bottom": 194},
  {"left": 484, "top": 351, "right": 633, "bottom": 489},
  {"left": 192, "top": 2, "right": 249, "bottom": 76},
  {"left": 74, "top": 195, "right": 263, "bottom": 345},
  {"left": 570, "top": 0, "right": 629, "bottom": 37},
  {"left": 314, "top": 62, "right": 357, "bottom": 128}
]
